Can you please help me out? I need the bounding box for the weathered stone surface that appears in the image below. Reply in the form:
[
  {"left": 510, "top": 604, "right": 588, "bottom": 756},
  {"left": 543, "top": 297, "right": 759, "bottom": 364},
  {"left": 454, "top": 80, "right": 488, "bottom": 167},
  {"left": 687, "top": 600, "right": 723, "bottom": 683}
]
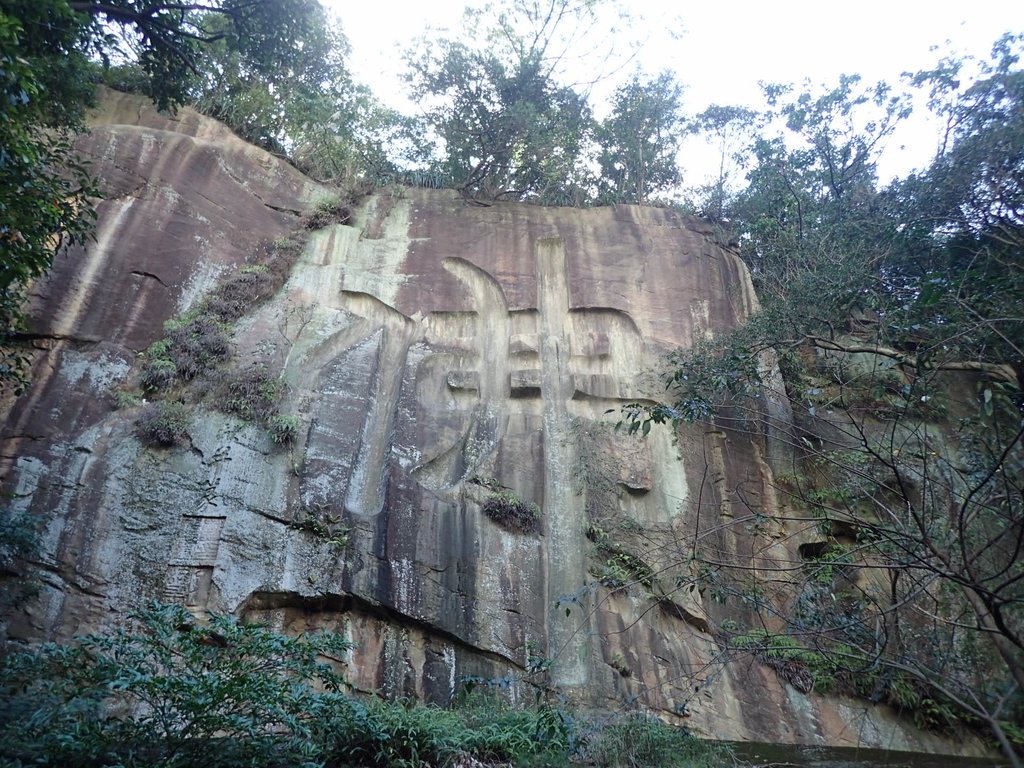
[{"left": 0, "top": 90, "right": 987, "bottom": 756}]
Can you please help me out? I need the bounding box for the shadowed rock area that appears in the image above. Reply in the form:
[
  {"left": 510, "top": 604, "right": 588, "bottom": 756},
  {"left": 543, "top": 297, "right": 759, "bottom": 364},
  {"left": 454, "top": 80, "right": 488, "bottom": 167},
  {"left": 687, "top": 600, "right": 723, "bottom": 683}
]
[{"left": 0, "top": 90, "right": 986, "bottom": 756}]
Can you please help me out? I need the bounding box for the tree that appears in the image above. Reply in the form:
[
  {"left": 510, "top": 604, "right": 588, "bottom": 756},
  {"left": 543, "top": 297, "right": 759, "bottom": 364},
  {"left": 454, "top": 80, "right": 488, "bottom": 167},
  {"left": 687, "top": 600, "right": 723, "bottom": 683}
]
[
  {"left": 627, "top": 47, "right": 1023, "bottom": 765},
  {"left": 727, "top": 75, "right": 910, "bottom": 294},
  {"left": 596, "top": 71, "right": 685, "bottom": 204},
  {"left": 0, "top": 0, "right": 358, "bottom": 392},
  {"left": 1, "top": 3, "right": 96, "bottom": 392},
  {"left": 187, "top": 0, "right": 349, "bottom": 155},
  {"left": 686, "top": 104, "right": 759, "bottom": 221},
  {"left": 60, "top": 0, "right": 334, "bottom": 111},
  {"left": 883, "top": 33, "right": 1024, "bottom": 385},
  {"left": 405, "top": 27, "right": 593, "bottom": 202},
  {"left": 402, "top": 0, "right": 652, "bottom": 203}
]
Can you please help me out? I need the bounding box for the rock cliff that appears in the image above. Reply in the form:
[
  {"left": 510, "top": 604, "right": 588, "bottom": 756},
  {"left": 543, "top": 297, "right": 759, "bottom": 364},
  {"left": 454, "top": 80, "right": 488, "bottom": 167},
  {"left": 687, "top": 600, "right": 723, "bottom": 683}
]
[{"left": 0, "top": 89, "right": 979, "bottom": 754}]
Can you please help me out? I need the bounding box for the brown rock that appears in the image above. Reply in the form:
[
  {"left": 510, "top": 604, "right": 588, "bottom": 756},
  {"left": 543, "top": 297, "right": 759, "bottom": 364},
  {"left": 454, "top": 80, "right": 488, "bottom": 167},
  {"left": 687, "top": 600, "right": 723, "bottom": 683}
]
[{"left": 0, "top": 90, "right": 985, "bottom": 758}]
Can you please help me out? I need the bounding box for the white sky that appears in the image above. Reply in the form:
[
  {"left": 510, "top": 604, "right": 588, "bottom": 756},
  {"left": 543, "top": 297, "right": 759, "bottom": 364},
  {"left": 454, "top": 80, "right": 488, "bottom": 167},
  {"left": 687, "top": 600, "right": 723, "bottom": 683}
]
[{"left": 325, "top": 0, "right": 1024, "bottom": 185}]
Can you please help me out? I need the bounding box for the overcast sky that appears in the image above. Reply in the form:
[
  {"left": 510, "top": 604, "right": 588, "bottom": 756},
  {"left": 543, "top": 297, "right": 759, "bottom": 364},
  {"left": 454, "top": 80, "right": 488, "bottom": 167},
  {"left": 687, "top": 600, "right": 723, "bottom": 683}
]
[{"left": 324, "top": 0, "right": 1023, "bottom": 184}]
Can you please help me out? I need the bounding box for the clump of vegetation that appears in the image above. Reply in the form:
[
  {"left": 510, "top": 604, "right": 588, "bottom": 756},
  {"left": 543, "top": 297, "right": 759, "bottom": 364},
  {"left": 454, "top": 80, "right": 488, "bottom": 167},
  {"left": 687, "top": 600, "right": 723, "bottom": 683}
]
[
  {"left": 204, "top": 237, "right": 306, "bottom": 324},
  {"left": 481, "top": 490, "right": 542, "bottom": 534},
  {"left": 113, "top": 390, "right": 143, "bottom": 409},
  {"left": 140, "top": 313, "right": 232, "bottom": 391},
  {"left": 580, "top": 712, "right": 732, "bottom": 768},
  {"left": 727, "top": 629, "right": 825, "bottom": 694},
  {"left": 289, "top": 505, "right": 349, "bottom": 549},
  {"left": 134, "top": 401, "right": 189, "bottom": 447},
  {"left": 0, "top": 603, "right": 732, "bottom": 768},
  {"left": 219, "top": 363, "right": 284, "bottom": 423},
  {"left": 138, "top": 236, "right": 307, "bottom": 395},
  {"left": 586, "top": 524, "right": 656, "bottom": 589},
  {"left": 139, "top": 339, "right": 182, "bottom": 391},
  {"left": 799, "top": 542, "right": 854, "bottom": 585},
  {"left": 269, "top": 414, "right": 301, "bottom": 445},
  {"left": 303, "top": 196, "right": 354, "bottom": 229}
]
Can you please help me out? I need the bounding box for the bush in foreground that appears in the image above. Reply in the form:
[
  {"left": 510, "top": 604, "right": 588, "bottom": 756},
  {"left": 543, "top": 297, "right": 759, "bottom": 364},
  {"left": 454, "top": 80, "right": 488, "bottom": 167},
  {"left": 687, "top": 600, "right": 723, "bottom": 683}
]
[{"left": 0, "top": 601, "right": 729, "bottom": 767}]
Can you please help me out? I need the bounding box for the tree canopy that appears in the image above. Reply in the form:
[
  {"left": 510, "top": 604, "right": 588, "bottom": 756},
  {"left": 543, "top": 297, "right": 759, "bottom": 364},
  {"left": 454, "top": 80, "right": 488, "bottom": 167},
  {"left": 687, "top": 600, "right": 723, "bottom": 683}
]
[
  {"left": 403, "top": 1, "right": 599, "bottom": 202},
  {"left": 629, "top": 33, "right": 1024, "bottom": 765},
  {"left": 596, "top": 71, "right": 686, "bottom": 204}
]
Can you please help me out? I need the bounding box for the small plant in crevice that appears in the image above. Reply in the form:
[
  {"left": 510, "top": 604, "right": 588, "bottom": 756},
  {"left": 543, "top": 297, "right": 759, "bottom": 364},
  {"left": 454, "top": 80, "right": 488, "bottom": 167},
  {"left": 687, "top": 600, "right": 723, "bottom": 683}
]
[
  {"left": 139, "top": 340, "right": 179, "bottom": 391},
  {"left": 113, "top": 390, "right": 142, "bottom": 409},
  {"left": 302, "top": 195, "right": 353, "bottom": 230},
  {"left": 289, "top": 505, "right": 349, "bottom": 549},
  {"left": 585, "top": 524, "right": 656, "bottom": 589},
  {"left": 468, "top": 474, "right": 503, "bottom": 492},
  {"left": 268, "top": 414, "right": 300, "bottom": 445},
  {"left": 134, "top": 401, "right": 189, "bottom": 447},
  {"left": 592, "top": 560, "right": 633, "bottom": 590},
  {"left": 219, "top": 363, "right": 283, "bottom": 423},
  {"left": 608, "top": 652, "right": 632, "bottom": 678},
  {"left": 481, "top": 490, "right": 542, "bottom": 535}
]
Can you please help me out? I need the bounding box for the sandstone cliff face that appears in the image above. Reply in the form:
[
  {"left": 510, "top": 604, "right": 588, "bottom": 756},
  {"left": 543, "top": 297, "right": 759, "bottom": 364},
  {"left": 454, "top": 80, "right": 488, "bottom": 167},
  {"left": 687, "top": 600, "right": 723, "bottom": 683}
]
[{"left": 0, "top": 90, "right": 973, "bottom": 753}]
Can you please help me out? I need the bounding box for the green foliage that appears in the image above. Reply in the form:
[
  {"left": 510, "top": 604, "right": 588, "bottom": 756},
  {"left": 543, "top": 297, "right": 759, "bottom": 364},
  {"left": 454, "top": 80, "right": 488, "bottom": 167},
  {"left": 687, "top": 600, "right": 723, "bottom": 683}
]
[
  {"left": 114, "top": 390, "right": 143, "bottom": 408},
  {"left": 0, "top": 507, "right": 41, "bottom": 611},
  {"left": 0, "top": 5, "right": 96, "bottom": 392},
  {"left": 455, "top": 693, "right": 570, "bottom": 764},
  {"left": 686, "top": 104, "right": 760, "bottom": 221},
  {"left": 0, "top": 608, "right": 731, "bottom": 768},
  {"left": 330, "top": 698, "right": 468, "bottom": 767},
  {"left": 403, "top": 0, "right": 607, "bottom": 204},
  {"left": 585, "top": 525, "right": 655, "bottom": 589},
  {"left": 269, "top": 414, "right": 300, "bottom": 446},
  {"left": 142, "top": 313, "right": 232, "bottom": 390},
  {"left": 727, "top": 630, "right": 832, "bottom": 695},
  {"left": 881, "top": 34, "right": 1024, "bottom": 377},
  {"left": 580, "top": 713, "right": 729, "bottom": 768},
  {"left": 220, "top": 362, "right": 284, "bottom": 423},
  {"left": 597, "top": 72, "right": 686, "bottom": 204},
  {"left": 138, "top": 234, "right": 309, "bottom": 395},
  {"left": 289, "top": 505, "right": 349, "bottom": 549},
  {"left": 0, "top": 601, "right": 353, "bottom": 767},
  {"left": 187, "top": 0, "right": 344, "bottom": 153},
  {"left": 303, "top": 196, "right": 354, "bottom": 230},
  {"left": 60, "top": 0, "right": 339, "bottom": 115},
  {"left": 134, "top": 400, "right": 189, "bottom": 446},
  {"left": 801, "top": 543, "right": 853, "bottom": 585},
  {"left": 406, "top": 38, "right": 592, "bottom": 203},
  {"left": 618, "top": 337, "right": 759, "bottom": 433},
  {"left": 482, "top": 490, "right": 542, "bottom": 534}
]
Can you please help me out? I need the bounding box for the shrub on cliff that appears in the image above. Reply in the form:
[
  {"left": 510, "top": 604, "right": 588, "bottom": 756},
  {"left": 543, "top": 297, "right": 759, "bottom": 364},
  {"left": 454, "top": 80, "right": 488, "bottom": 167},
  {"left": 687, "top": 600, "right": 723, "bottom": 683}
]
[
  {"left": 482, "top": 490, "right": 542, "bottom": 534},
  {"left": 134, "top": 401, "right": 190, "bottom": 447}
]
